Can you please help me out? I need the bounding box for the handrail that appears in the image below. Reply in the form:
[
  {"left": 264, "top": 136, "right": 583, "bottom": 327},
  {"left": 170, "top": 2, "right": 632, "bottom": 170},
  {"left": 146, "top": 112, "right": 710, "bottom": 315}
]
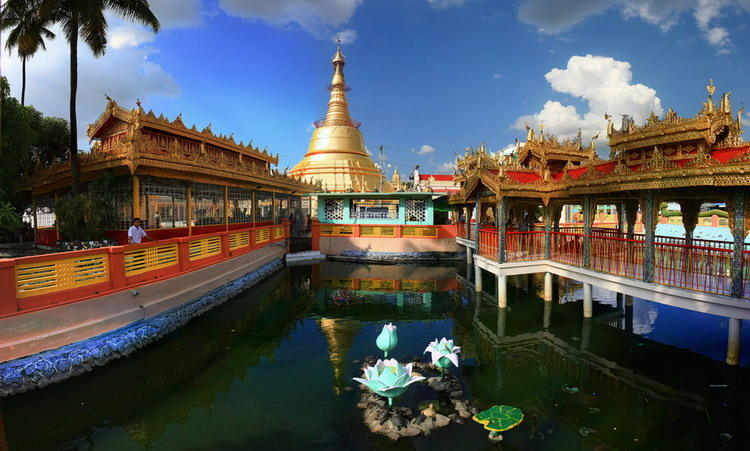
[{"left": 0, "top": 222, "right": 290, "bottom": 319}]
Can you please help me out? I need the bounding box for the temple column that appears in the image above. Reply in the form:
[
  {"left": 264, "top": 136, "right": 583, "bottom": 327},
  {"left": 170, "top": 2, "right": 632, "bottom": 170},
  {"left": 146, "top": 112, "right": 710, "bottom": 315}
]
[
  {"left": 464, "top": 206, "right": 470, "bottom": 239},
  {"left": 32, "top": 195, "right": 38, "bottom": 245},
  {"left": 543, "top": 203, "right": 553, "bottom": 259},
  {"left": 132, "top": 175, "right": 141, "bottom": 220},
  {"left": 496, "top": 197, "right": 507, "bottom": 263},
  {"left": 186, "top": 184, "right": 193, "bottom": 236},
  {"left": 728, "top": 190, "right": 746, "bottom": 298},
  {"left": 583, "top": 195, "right": 593, "bottom": 268},
  {"left": 623, "top": 199, "right": 638, "bottom": 240},
  {"left": 583, "top": 283, "right": 593, "bottom": 318},
  {"left": 640, "top": 192, "right": 656, "bottom": 283},
  {"left": 726, "top": 317, "right": 742, "bottom": 366},
  {"left": 474, "top": 265, "right": 483, "bottom": 292},
  {"left": 224, "top": 185, "right": 229, "bottom": 231},
  {"left": 679, "top": 199, "right": 701, "bottom": 247},
  {"left": 497, "top": 275, "right": 507, "bottom": 308},
  {"left": 544, "top": 272, "right": 553, "bottom": 301},
  {"left": 617, "top": 202, "right": 625, "bottom": 233}
]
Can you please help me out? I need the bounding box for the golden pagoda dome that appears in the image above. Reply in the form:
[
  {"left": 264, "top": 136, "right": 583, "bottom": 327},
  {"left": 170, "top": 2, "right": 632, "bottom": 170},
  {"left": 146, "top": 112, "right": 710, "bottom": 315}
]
[{"left": 290, "top": 44, "right": 391, "bottom": 192}]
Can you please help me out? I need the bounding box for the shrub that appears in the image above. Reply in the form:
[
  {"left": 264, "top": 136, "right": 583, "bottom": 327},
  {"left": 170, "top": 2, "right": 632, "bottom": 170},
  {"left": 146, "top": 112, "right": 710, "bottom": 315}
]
[
  {"left": 54, "top": 194, "right": 118, "bottom": 242},
  {"left": 699, "top": 209, "right": 728, "bottom": 218},
  {"left": 0, "top": 201, "right": 22, "bottom": 236}
]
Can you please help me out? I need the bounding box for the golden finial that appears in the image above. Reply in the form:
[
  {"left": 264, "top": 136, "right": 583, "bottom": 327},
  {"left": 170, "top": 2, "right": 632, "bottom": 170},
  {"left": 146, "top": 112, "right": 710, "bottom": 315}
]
[
  {"left": 332, "top": 38, "right": 345, "bottom": 64},
  {"left": 707, "top": 79, "right": 716, "bottom": 96}
]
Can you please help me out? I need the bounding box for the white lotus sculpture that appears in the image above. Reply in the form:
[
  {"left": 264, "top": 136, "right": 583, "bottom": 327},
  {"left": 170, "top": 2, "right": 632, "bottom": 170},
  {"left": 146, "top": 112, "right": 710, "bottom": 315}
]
[
  {"left": 424, "top": 337, "right": 461, "bottom": 373},
  {"left": 353, "top": 359, "right": 425, "bottom": 406}
]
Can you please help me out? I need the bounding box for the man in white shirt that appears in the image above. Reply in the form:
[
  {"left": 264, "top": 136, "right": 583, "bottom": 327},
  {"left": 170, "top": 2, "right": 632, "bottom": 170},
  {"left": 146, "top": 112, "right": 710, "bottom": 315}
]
[{"left": 127, "top": 218, "right": 150, "bottom": 244}]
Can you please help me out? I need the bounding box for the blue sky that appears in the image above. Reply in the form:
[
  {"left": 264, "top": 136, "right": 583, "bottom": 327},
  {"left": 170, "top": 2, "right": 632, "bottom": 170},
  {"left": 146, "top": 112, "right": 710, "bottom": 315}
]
[{"left": 4, "top": 0, "right": 750, "bottom": 174}]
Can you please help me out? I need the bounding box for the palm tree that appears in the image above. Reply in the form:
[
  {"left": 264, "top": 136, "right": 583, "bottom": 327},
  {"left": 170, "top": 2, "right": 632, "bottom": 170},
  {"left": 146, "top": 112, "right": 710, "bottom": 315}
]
[
  {"left": 0, "top": 0, "right": 56, "bottom": 106},
  {"left": 40, "top": 0, "right": 159, "bottom": 194}
]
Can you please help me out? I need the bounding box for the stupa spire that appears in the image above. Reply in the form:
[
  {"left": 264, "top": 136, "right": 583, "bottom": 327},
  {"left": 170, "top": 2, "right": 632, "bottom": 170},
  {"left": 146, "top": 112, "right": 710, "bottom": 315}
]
[{"left": 323, "top": 40, "right": 356, "bottom": 127}]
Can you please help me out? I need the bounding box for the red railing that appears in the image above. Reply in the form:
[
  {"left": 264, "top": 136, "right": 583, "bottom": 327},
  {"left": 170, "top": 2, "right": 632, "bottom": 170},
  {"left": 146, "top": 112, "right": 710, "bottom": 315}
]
[
  {"left": 590, "top": 235, "right": 644, "bottom": 279},
  {"left": 478, "top": 228, "right": 498, "bottom": 257},
  {"left": 506, "top": 231, "right": 545, "bottom": 262},
  {"left": 550, "top": 232, "right": 584, "bottom": 266},
  {"left": 457, "top": 221, "right": 466, "bottom": 239},
  {"left": 654, "top": 241, "right": 733, "bottom": 296},
  {"left": 0, "top": 223, "right": 289, "bottom": 319}
]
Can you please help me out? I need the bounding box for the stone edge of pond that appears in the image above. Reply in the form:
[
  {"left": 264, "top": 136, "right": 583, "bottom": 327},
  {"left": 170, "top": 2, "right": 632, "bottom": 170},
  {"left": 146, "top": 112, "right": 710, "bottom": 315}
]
[
  {"left": 0, "top": 258, "right": 284, "bottom": 398},
  {"left": 333, "top": 251, "right": 464, "bottom": 263}
]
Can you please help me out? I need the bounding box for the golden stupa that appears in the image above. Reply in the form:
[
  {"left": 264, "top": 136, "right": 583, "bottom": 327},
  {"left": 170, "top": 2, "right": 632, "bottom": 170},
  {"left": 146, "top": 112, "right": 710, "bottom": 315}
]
[{"left": 290, "top": 44, "right": 391, "bottom": 192}]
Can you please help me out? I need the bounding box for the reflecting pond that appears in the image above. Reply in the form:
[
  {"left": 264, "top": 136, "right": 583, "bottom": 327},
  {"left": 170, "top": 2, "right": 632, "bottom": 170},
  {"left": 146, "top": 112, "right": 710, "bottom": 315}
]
[{"left": 1, "top": 261, "right": 749, "bottom": 450}]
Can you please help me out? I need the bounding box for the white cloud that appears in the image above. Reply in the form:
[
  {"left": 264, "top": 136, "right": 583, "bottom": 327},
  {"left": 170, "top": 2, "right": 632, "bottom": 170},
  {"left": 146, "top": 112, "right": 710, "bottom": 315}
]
[
  {"left": 3, "top": 26, "right": 179, "bottom": 149},
  {"left": 517, "top": 0, "right": 743, "bottom": 51},
  {"left": 217, "top": 0, "right": 363, "bottom": 38},
  {"left": 496, "top": 143, "right": 518, "bottom": 156},
  {"left": 437, "top": 161, "right": 456, "bottom": 172},
  {"left": 513, "top": 55, "right": 662, "bottom": 146},
  {"left": 416, "top": 145, "right": 436, "bottom": 155},
  {"left": 110, "top": 25, "right": 156, "bottom": 49},
  {"left": 149, "top": 0, "right": 204, "bottom": 28},
  {"left": 332, "top": 28, "right": 357, "bottom": 44}
]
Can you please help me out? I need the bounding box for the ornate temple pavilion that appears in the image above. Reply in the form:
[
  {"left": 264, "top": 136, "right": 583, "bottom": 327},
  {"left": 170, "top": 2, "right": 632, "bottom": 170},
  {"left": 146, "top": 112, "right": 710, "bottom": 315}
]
[
  {"left": 21, "top": 98, "right": 312, "bottom": 244},
  {"left": 450, "top": 82, "right": 750, "bottom": 299},
  {"left": 290, "top": 45, "right": 391, "bottom": 192}
]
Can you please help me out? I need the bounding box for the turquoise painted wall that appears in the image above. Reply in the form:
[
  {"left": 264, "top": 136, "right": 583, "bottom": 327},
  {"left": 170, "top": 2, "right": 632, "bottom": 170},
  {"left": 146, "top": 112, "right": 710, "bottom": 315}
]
[{"left": 317, "top": 196, "right": 434, "bottom": 225}]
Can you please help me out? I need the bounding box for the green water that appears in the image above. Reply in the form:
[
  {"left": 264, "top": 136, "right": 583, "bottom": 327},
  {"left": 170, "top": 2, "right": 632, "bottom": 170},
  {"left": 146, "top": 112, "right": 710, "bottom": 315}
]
[{"left": 1, "top": 262, "right": 748, "bottom": 450}]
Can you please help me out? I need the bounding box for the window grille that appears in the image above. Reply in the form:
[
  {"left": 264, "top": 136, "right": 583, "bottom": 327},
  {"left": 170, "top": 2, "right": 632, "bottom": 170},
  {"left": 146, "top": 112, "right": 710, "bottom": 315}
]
[
  {"left": 34, "top": 194, "right": 56, "bottom": 228},
  {"left": 324, "top": 199, "right": 344, "bottom": 221},
  {"left": 255, "top": 192, "right": 273, "bottom": 222},
  {"left": 350, "top": 198, "right": 399, "bottom": 220},
  {"left": 140, "top": 177, "right": 187, "bottom": 229},
  {"left": 228, "top": 187, "right": 252, "bottom": 224},
  {"left": 405, "top": 199, "right": 426, "bottom": 222},
  {"left": 192, "top": 183, "right": 224, "bottom": 226},
  {"left": 274, "top": 195, "right": 290, "bottom": 222}
]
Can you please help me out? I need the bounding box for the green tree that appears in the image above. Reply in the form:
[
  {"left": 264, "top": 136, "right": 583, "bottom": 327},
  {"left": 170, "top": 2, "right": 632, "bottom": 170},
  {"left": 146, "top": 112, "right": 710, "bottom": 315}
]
[
  {"left": 39, "top": 0, "right": 160, "bottom": 195},
  {"left": 0, "top": 0, "right": 55, "bottom": 106},
  {"left": 0, "top": 76, "right": 69, "bottom": 209}
]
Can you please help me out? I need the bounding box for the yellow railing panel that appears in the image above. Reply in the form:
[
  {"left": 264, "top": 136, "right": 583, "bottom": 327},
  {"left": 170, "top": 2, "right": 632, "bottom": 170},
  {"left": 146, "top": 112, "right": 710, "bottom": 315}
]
[
  {"left": 124, "top": 244, "right": 179, "bottom": 276},
  {"left": 255, "top": 228, "right": 271, "bottom": 243},
  {"left": 16, "top": 254, "right": 109, "bottom": 298},
  {"left": 320, "top": 225, "right": 354, "bottom": 236},
  {"left": 229, "top": 231, "right": 250, "bottom": 250},
  {"left": 360, "top": 279, "right": 395, "bottom": 291},
  {"left": 360, "top": 226, "right": 395, "bottom": 237},
  {"left": 402, "top": 226, "right": 439, "bottom": 238},
  {"left": 273, "top": 225, "right": 284, "bottom": 239},
  {"left": 189, "top": 236, "right": 222, "bottom": 261},
  {"left": 401, "top": 279, "right": 437, "bottom": 292},
  {"left": 319, "top": 278, "right": 354, "bottom": 289}
]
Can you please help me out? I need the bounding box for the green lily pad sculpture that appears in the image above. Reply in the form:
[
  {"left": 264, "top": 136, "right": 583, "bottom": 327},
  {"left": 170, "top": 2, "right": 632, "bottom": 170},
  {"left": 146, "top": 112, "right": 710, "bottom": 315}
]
[{"left": 472, "top": 405, "right": 523, "bottom": 440}]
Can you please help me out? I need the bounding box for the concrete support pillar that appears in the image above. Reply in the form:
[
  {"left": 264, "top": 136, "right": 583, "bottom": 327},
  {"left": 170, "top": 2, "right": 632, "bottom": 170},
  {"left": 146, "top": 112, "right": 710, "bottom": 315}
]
[
  {"left": 466, "top": 246, "right": 473, "bottom": 265},
  {"left": 543, "top": 298, "right": 552, "bottom": 329},
  {"left": 475, "top": 265, "right": 483, "bottom": 292},
  {"left": 497, "top": 307, "right": 507, "bottom": 338},
  {"left": 625, "top": 295, "right": 634, "bottom": 333},
  {"left": 583, "top": 195, "right": 593, "bottom": 268},
  {"left": 497, "top": 275, "right": 507, "bottom": 308},
  {"left": 581, "top": 317, "right": 592, "bottom": 351},
  {"left": 544, "top": 272, "right": 553, "bottom": 302},
  {"left": 726, "top": 317, "right": 742, "bottom": 366},
  {"left": 583, "top": 283, "right": 593, "bottom": 318},
  {"left": 728, "top": 190, "right": 746, "bottom": 298},
  {"left": 640, "top": 192, "right": 656, "bottom": 283},
  {"left": 496, "top": 197, "right": 507, "bottom": 262}
]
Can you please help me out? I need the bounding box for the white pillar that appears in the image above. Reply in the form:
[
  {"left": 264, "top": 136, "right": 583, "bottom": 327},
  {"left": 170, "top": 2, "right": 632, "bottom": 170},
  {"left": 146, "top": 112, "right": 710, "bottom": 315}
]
[
  {"left": 497, "top": 275, "right": 507, "bottom": 308},
  {"left": 497, "top": 307, "right": 507, "bottom": 338},
  {"left": 581, "top": 318, "right": 592, "bottom": 350},
  {"left": 727, "top": 317, "right": 742, "bottom": 366},
  {"left": 544, "top": 272, "right": 553, "bottom": 302},
  {"left": 543, "top": 298, "right": 552, "bottom": 329},
  {"left": 466, "top": 246, "right": 473, "bottom": 265},
  {"left": 583, "top": 283, "right": 593, "bottom": 318},
  {"left": 475, "top": 265, "right": 483, "bottom": 292}
]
